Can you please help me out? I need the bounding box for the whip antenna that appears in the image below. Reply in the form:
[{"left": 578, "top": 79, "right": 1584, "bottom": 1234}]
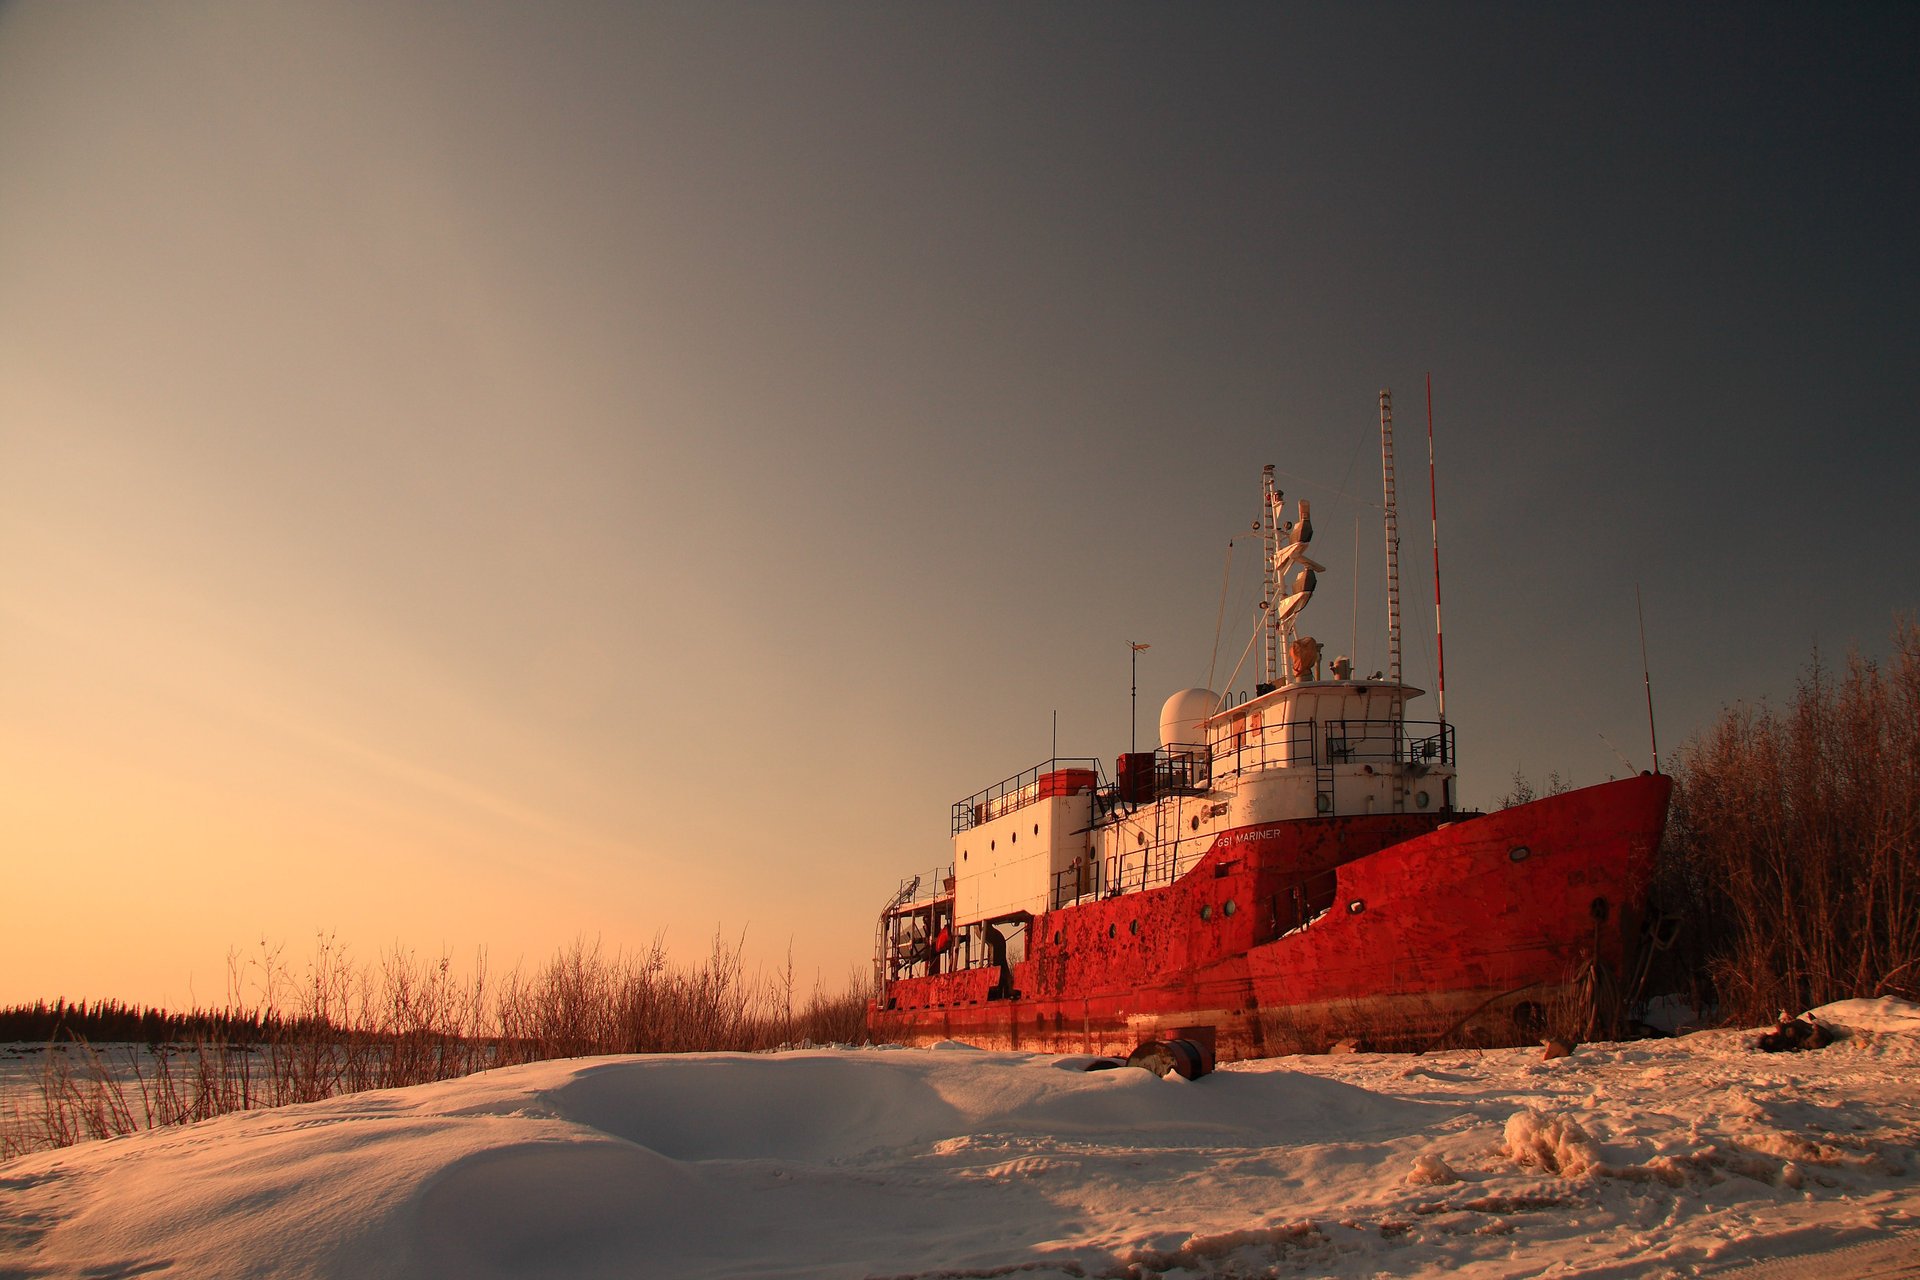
[
  {"left": 1637, "top": 584, "right": 1660, "bottom": 773},
  {"left": 1426, "top": 374, "right": 1446, "bottom": 722}
]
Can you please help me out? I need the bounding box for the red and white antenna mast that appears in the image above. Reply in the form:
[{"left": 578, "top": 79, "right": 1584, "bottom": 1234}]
[
  {"left": 1379, "top": 389, "right": 1402, "bottom": 685},
  {"left": 1426, "top": 373, "right": 1446, "bottom": 722}
]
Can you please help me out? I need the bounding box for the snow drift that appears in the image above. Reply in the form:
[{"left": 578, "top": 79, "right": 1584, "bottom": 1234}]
[{"left": 3, "top": 1000, "right": 1918, "bottom": 1279}]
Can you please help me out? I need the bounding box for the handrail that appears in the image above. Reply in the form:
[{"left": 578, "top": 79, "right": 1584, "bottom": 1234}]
[
  {"left": 952, "top": 757, "right": 1104, "bottom": 835},
  {"left": 1323, "top": 718, "right": 1456, "bottom": 768},
  {"left": 1209, "top": 717, "right": 1455, "bottom": 773}
]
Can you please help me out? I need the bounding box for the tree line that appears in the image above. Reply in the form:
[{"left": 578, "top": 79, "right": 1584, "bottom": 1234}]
[{"left": 0, "top": 998, "right": 294, "bottom": 1046}]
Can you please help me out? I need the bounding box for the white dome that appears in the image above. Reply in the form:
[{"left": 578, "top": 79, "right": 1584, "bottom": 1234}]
[{"left": 1159, "top": 688, "right": 1218, "bottom": 753}]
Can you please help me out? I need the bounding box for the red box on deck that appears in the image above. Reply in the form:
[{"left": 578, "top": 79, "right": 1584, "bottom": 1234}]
[
  {"left": 1115, "top": 752, "right": 1158, "bottom": 804},
  {"left": 1038, "top": 768, "right": 1096, "bottom": 798}
]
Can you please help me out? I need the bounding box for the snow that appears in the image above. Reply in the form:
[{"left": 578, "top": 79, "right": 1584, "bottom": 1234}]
[
  {"left": 1808, "top": 996, "right": 1920, "bottom": 1037},
  {"left": 3, "top": 1003, "right": 1917, "bottom": 1279},
  {"left": 1501, "top": 1108, "right": 1603, "bottom": 1179}
]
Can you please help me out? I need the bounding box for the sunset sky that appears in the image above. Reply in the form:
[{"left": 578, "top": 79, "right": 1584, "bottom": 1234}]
[{"left": 2, "top": 4, "right": 1915, "bottom": 1009}]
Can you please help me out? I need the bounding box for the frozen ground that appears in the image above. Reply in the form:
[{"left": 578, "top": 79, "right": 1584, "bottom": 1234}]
[{"left": 1, "top": 999, "right": 1915, "bottom": 1279}]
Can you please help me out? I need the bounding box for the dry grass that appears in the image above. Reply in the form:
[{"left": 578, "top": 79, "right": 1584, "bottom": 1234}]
[{"left": 2, "top": 934, "right": 873, "bottom": 1159}]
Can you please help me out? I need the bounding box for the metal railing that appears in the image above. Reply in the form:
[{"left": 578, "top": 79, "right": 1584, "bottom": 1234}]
[
  {"left": 1049, "top": 799, "right": 1211, "bottom": 907},
  {"left": 948, "top": 719, "right": 1461, "bottom": 920},
  {"left": 1208, "top": 718, "right": 1317, "bottom": 774},
  {"left": 1210, "top": 717, "right": 1454, "bottom": 775},
  {"left": 952, "top": 757, "right": 1103, "bottom": 835},
  {"left": 1050, "top": 858, "right": 1098, "bottom": 909},
  {"left": 876, "top": 864, "right": 956, "bottom": 988},
  {"left": 1321, "top": 717, "right": 1455, "bottom": 767}
]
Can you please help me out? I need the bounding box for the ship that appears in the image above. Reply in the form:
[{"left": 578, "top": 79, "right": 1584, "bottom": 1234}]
[{"left": 869, "top": 392, "right": 1673, "bottom": 1061}]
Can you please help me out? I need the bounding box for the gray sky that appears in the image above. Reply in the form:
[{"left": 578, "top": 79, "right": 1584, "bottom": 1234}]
[{"left": 2, "top": 2, "right": 1915, "bottom": 1004}]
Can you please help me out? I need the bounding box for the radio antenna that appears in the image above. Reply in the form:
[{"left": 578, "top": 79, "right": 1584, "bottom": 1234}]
[
  {"left": 1426, "top": 373, "right": 1446, "bottom": 723},
  {"left": 1350, "top": 512, "right": 1361, "bottom": 669},
  {"left": 1379, "top": 389, "right": 1402, "bottom": 685},
  {"left": 1636, "top": 584, "right": 1660, "bottom": 773},
  {"left": 1129, "top": 642, "right": 1150, "bottom": 757}
]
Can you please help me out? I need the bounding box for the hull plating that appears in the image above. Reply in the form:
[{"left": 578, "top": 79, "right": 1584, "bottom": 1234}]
[{"left": 871, "top": 773, "right": 1672, "bottom": 1059}]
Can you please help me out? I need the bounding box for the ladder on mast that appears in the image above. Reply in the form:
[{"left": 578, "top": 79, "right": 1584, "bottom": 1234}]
[{"left": 1379, "top": 389, "right": 1406, "bottom": 812}]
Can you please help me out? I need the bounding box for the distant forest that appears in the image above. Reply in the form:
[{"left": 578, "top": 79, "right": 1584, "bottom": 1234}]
[{"left": 0, "top": 999, "right": 289, "bottom": 1045}]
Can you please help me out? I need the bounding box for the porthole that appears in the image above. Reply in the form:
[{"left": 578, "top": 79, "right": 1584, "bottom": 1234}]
[
  {"left": 1054, "top": 930, "right": 1063, "bottom": 944},
  {"left": 1223, "top": 899, "right": 1237, "bottom": 917},
  {"left": 1316, "top": 794, "right": 1331, "bottom": 813},
  {"left": 990, "top": 839, "right": 996, "bottom": 851},
  {"left": 1136, "top": 832, "right": 1146, "bottom": 847},
  {"left": 962, "top": 850, "right": 969, "bottom": 862},
  {"left": 1190, "top": 815, "right": 1200, "bottom": 831},
  {"left": 1011, "top": 831, "right": 1017, "bottom": 844},
  {"left": 1347, "top": 899, "right": 1365, "bottom": 915},
  {"left": 1416, "top": 790, "right": 1431, "bottom": 809},
  {"left": 1590, "top": 896, "right": 1611, "bottom": 923},
  {"left": 1200, "top": 904, "right": 1213, "bottom": 921},
  {"left": 1129, "top": 919, "right": 1139, "bottom": 936},
  {"left": 1033, "top": 823, "right": 1040, "bottom": 835},
  {"left": 1108, "top": 923, "right": 1117, "bottom": 939},
  {"left": 1508, "top": 846, "right": 1530, "bottom": 863}
]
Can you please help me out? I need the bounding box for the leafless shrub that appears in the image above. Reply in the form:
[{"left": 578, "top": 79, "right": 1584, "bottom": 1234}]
[
  {"left": 778, "top": 968, "right": 876, "bottom": 1047},
  {"left": 1657, "top": 617, "right": 1920, "bottom": 1026},
  {"left": 1498, "top": 769, "right": 1572, "bottom": 810},
  {"left": 5, "top": 931, "right": 874, "bottom": 1158}
]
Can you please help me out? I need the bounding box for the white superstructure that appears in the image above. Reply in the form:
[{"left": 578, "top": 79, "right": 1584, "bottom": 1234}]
[{"left": 937, "top": 471, "right": 1455, "bottom": 943}]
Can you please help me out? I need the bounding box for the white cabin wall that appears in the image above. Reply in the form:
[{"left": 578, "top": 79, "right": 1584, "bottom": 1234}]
[
  {"left": 952, "top": 794, "right": 1093, "bottom": 926},
  {"left": 1228, "top": 769, "right": 1316, "bottom": 826}
]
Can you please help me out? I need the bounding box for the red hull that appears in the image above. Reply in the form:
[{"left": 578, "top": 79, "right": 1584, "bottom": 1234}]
[{"left": 870, "top": 774, "right": 1672, "bottom": 1059}]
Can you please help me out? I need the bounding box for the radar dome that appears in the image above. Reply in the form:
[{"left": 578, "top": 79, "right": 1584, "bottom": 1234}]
[{"left": 1159, "top": 688, "right": 1218, "bottom": 754}]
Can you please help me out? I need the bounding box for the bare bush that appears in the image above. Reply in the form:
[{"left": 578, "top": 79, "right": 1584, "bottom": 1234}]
[
  {"left": 1658, "top": 618, "right": 1920, "bottom": 1025},
  {"left": 775, "top": 968, "right": 878, "bottom": 1048},
  {"left": 1498, "top": 768, "right": 1572, "bottom": 810},
  {"left": 4, "top": 932, "right": 875, "bottom": 1159}
]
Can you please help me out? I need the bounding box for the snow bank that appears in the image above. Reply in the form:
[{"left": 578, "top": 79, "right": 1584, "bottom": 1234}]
[
  {"left": 1806, "top": 995, "right": 1920, "bottom": 1037},
  {"left": 4, "top": 1023, "right": 1918, "bottom": 1279}
]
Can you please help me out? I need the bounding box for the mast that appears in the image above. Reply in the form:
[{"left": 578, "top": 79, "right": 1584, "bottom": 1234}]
[
  {"left": 1637, "top": 584, "right": 1660, "bottom": 772},
  {"left": 1128, "top": 642, "right": 1150, "bottom": 756},
  {"left": 1260, "top": 465, "right": 1282, "bottom": 687},
  {"left": 1379, "top": 389, "right": 1402, "bottom": 686},
  {"left": 1426, "top": 374, "right": 1446, "bottom": 722}
]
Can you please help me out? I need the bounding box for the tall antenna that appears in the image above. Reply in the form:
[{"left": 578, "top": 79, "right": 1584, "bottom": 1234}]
[
  {"left": 1379, "top": 389, "right": 1402, "bottom": 685},
  {"left": 1129, "top": 641, "right": 1150, "bottom": 756},
  {"left": 1260, "top": 466, "right": 1282, "bottom": 687},
  {"left": 1350, "top": 512, "right": 1361, "bottom": 670},
  {"left": 1426, "top": 374, "right": 1446, "bottom": 722},
  {"left": 1636, "top": 585, "right": 1660, "bottom": 772}
]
